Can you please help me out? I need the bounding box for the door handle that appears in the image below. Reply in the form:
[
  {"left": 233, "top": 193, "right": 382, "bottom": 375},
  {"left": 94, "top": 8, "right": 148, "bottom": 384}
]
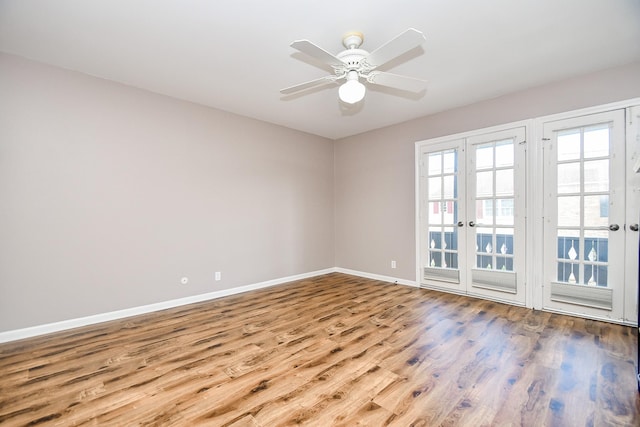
[
  {"left": 469, "top": 221, "right": 476, "bottom": 227},
  {"left": 609, "top": 224, "right": 620, "bottom": 231},
  {"left": 457, "top": 221, "right": 464, "bottom": 227},
  {"left": 630, "top": 223, "right": 639, "bottom": 232}
]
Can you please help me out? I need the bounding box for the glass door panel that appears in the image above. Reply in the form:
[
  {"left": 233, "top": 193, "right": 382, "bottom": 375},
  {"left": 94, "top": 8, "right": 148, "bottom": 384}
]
[
  {"left": 419, "top": 140, "right": 466, "bottom": 292},
  {"left": 543, "top": 110, "right": 625, "bottom": 318},
  {"left": 467, "top": 128, "right": 526, "bottom": 303}
]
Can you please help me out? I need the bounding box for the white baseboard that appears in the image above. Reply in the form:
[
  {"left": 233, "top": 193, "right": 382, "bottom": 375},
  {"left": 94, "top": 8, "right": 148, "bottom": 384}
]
[
  {"left": 0, "top": 268, "right": 335, "bottom": 344},
  {"left": 334, "top": 267, "right": 417, "bottom": 287}
]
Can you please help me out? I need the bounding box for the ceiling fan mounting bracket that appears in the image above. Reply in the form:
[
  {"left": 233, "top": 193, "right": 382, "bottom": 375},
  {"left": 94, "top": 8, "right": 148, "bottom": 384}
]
[{"left": 341, "top": 31, "right": 364, "bottom": 49}]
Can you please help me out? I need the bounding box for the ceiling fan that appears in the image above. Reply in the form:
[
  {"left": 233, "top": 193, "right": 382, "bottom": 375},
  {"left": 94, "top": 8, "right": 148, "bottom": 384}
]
[{"left": 281, "top": 28, "right": 427, "bottom": 105}]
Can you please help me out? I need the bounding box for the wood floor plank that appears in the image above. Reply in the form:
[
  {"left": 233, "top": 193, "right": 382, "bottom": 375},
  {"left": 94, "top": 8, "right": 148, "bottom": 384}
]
[{"left": 0, "top": 272, "right": 638, "bottom": 426}]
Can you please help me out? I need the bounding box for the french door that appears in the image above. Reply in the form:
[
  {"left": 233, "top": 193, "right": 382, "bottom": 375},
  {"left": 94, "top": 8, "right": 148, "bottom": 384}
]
[
  {"left": 418, "top": 127, "right": 526, "bottom": 305},
  {"left": 419, "top": 138, "right": 466, "bottom": 293},
  {"left": 542, "top": 109, "right": 639, "bottom": 322}
]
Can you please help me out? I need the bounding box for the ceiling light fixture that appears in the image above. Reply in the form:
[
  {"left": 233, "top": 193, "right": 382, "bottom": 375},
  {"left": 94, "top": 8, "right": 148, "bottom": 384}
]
[{"left": 338, "top": 70, "right": 366, "bottom": 104}]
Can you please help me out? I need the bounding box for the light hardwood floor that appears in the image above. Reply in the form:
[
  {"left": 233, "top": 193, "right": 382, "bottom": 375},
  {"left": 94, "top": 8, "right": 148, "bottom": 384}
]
[{"left": 0, "top": 273, "right": 638, "bottom": 426}]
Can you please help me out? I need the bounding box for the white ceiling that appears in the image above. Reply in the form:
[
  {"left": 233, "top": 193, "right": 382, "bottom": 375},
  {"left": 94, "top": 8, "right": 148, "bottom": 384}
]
[{"left": 1, "top": 1, "right": 639, "bottom": 140}]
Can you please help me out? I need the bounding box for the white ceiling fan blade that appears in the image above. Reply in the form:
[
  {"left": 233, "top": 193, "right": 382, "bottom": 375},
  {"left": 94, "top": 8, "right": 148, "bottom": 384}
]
[
  {"left": 290, "top": 40, "right": 345, "bottom": 67},
  {"left": 364, "top": 28, "right": 426, "bottom": 68},
  {"left": 366, "top": 71, "right": 427, "bottom": 92},
  {"left": 280, "top": 75, "right": 337, "bottom": 94}
]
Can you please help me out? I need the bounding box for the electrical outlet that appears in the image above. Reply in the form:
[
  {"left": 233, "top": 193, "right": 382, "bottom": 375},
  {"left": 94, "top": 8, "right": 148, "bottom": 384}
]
[
  {"left": 391, "top": 260, "right": 397, "bottom": 269},
  {"left": 215, "top": 272, "right": 221, "bottom": 281}
]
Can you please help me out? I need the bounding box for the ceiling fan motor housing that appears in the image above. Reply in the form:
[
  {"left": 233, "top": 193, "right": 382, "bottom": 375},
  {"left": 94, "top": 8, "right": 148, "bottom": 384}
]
[{"left": 336, "top": 49, "right": 369, "bottom": 71}]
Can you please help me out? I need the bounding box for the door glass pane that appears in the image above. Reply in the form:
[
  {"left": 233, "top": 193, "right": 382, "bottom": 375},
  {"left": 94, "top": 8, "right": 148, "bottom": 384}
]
[
  {"left": 428, "top": 202, "right": 442, "bottom": 224},
  {"left": 557, "top": 130, "right": 581, "bottom": 161},
  {"left": 584, "top": 195, "right": 608, "bottom": 227},
  {"left": 476, "top": 143, "right": 493, "bottom": 169},
  {"left": 495, "top": 169, "right": 514, "bottom": 196},
  {"left": 496, "top": 199, "right": 514, "bottom": 225},
  {"left": 476, "top": 200, "right": 494, "bottom": 225},
  {"left": 429, "top": 227, "right": 442, "bottom": 248},
  {"left": 495, "top": 140, "right": 514, "bottom": 167},
  {"left": 428, "top": 153, "right": 441, "bottom": 176},
  {"left": 557, "top": 162, "right": 580, "bottom": 194},
  {"left": 557, "top": 262, "right": 579, "bottom": 284},
  {"left": 557, "top": 228, "right": 580, "bottom": 284},
  {"left": 443, "top": 151, "right": 457, "bottom": 173},
  {"left": 428, "top": 226, "right": 442, "bottom": 267},
  {"left": 584, "top": 125, "right": 609, "bottom": 158},
  {"left": 585, "top": 265, "right": 607, "bottom": 287},
  {"left": 557, "top": 196, "right": 581, "bottom": 227},
  {"left": 445, "top": 201, "right": 457, "bottom": 225},
  {"left": 584, "top": 230, "right": 608, "bottom": 262},
  {"left": 428, "top": 177, "right": 441, "bottom": 199},
  {"left": 444, "top": 226, "right": 458, "bottom": 250},
  {"left": 476, "top": 227, "right": 494, "bottom": 269},
  {"left": 444, "top": 226, "right": 458, "bottom": 269},
  {"left": 557, "top": 229, "right": 580, "bottom": 260},
  {"left": 584, "top": 160, "right": 608, "bottom": 192},
  {"left": 584, "top": 230, "right": 608, "bottom": 287},
  {"left": 496, "top": 228, "right": 514, "bottom": 271},
  {"left": 476, "top": 171, "right": 493, "bottom": 197},
  {"left": 443, "top": 175, "right": 455, "bottom": 198},
  {"left": 444, "top": 251, "right": 458, "bottom": 269}
]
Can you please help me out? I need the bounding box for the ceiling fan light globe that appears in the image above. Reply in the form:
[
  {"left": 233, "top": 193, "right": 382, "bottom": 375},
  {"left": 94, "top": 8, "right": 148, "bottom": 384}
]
[{"left": 338, "top": 79, "right": 366, "bottom": 104}]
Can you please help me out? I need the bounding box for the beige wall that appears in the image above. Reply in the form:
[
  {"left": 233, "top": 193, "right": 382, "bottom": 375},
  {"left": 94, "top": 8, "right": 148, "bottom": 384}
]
[
  {"left": 334, "top": 61, "right": 640, "bottom": 281},
  {"left": 0, "top": 53, "right": 335, "bottom": 332}
]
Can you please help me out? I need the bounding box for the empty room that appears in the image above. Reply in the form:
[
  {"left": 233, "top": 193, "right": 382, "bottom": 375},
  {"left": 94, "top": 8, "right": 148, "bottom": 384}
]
[{"left": 1, "top": 1, "right": 640, "bottom": 426}]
